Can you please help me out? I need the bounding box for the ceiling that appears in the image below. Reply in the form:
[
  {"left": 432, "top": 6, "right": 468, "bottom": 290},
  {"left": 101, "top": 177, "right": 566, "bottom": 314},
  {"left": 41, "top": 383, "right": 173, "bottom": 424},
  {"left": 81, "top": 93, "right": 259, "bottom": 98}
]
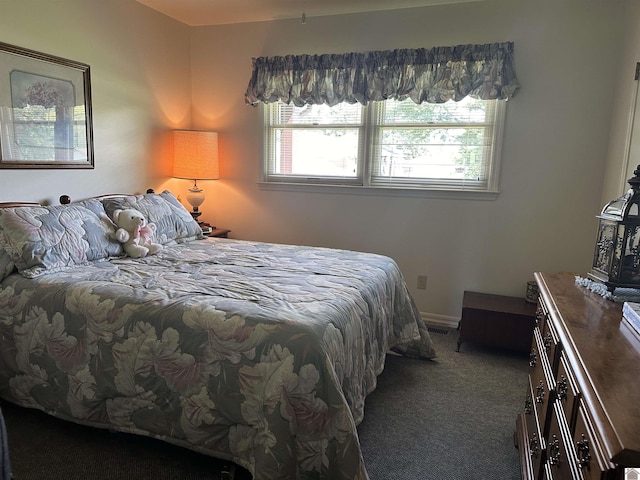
[{"left": 135, "top": 0, "right": 483, "bottom": 26}]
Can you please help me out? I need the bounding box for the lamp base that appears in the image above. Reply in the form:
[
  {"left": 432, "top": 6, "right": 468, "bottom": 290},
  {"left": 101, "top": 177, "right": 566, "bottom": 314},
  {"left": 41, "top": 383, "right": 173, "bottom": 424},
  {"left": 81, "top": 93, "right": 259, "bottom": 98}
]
[
  {"left": 190, "top": 209, "right": 202, "bottom": 222},
  {"left": 185, "top": 182, "right": 205, "bottom": 222}
]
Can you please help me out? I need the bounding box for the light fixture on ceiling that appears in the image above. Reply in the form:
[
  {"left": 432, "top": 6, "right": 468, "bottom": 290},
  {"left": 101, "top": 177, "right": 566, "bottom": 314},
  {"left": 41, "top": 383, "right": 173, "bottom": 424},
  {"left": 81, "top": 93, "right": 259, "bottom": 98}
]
[{"left": 172, "top": 130, "right": 219, "bottom": 223}]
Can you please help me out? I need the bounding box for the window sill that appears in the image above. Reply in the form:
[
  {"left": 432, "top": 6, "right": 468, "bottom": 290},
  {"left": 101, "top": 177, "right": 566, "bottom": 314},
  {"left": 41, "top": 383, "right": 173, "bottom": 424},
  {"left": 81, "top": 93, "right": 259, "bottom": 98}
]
[{"left": 257, "top": 182, "right": 500, "bottom": 200}]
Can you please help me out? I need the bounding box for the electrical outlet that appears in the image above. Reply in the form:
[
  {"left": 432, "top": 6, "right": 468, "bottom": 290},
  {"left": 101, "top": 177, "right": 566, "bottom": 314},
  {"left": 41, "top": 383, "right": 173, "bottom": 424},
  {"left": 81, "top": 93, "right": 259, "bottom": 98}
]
[{"left": 417, "top": 275, "right": 427, "bottom": 290}]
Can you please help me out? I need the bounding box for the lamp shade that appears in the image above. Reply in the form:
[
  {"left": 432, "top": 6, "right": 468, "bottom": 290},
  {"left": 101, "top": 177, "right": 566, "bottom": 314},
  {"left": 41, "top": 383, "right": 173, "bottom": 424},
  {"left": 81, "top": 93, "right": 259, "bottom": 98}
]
[{"left": 173, "top": 130, "right": 219, "bottom": 180}]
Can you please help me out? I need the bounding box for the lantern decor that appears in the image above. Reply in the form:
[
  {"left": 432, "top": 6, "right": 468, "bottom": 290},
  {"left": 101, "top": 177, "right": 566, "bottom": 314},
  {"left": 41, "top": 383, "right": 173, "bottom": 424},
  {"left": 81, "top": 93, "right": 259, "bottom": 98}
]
[{"left": 589, "top": 165, "right": 640, "bottom": 291}]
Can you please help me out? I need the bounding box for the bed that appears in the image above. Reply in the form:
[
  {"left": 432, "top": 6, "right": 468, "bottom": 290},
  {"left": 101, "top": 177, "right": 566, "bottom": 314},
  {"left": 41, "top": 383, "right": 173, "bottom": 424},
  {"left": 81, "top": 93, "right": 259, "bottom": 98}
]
[{"left": 0, "top": 190, "right": 435, "bottom": 480}]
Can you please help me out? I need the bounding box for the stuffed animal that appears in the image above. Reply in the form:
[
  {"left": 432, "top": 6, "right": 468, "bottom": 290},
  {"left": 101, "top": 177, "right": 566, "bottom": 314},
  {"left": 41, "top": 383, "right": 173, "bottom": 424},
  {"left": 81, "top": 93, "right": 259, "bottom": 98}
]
[{"left": 112, "top": 208, "right": 163, "bottom": 258}]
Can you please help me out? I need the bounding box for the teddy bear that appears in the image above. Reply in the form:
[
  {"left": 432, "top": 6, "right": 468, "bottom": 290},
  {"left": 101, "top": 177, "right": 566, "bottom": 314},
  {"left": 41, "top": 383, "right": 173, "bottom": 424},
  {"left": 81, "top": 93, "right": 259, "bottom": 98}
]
[{"left": 112, "top": 208, "right": 163, "bottom": 258}]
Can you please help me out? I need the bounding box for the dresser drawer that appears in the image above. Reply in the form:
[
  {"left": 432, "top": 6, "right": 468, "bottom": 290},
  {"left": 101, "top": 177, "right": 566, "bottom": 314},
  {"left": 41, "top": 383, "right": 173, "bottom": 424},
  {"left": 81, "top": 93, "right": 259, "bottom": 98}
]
[
  {"left": 556, "top": 354, "right": 580, "bottom": 433},
  {"left": 530, "top": 327, "right": 555, "bottom": 437},
  {"left": 536, "top": 300, "right": 549, "bottom": 334},
  {"left": 541, "top": 315, "right": 561, "bottom": 375},
  {"left": 524, "top": 377, "right": 541, "bottom": 445},
  {"left": 573, "top": 401, "right": 613, "bottom": 480},
  {"left": 524, "top": 376, "right": 545, "bottom": 479},
  {"left": 547, "top": 402, "right": 582, "bottom": 480}
]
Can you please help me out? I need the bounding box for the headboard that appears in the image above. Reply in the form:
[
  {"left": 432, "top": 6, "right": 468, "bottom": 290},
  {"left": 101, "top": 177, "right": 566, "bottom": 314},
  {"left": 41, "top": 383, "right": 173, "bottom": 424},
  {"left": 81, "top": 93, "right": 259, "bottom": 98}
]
[
  {"left": 59, "top": 189, "right": 155, "bottom": 205},
  {"left": 0, "top": 202, "right": 40, "bottom": 208}
]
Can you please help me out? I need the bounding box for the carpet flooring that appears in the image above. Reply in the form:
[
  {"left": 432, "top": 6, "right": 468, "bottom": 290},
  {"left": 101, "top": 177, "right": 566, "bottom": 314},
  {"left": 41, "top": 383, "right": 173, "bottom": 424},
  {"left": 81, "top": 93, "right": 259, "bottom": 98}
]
[
  {"left": 358, "top": 327, "right": 529, "bottom": 480},
  {"left": 1, "top": 328, "right": 529, "bottom": 479}
]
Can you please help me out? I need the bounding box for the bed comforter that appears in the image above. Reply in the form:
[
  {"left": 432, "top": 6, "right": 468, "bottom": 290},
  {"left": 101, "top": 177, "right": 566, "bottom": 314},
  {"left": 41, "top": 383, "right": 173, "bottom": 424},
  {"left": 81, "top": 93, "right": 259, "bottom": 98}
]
[{"left": 0, "top": 238, "right": 435, "bottom": 480}]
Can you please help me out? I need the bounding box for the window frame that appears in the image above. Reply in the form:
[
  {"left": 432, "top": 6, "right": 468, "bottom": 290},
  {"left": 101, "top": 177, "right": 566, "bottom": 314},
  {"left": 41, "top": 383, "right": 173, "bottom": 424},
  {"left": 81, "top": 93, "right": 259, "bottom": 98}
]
[
  {"left": 260, "top": 99, "right": 506, "bottom": 197},
  {"left": 262, "top": 102, "right": 367, "bottom": 187}
]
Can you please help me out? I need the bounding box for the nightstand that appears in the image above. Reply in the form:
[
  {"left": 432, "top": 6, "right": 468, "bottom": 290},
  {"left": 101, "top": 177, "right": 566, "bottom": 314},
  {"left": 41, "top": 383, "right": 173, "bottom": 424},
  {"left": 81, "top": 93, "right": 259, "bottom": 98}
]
[
  {"left": 456, "top": 291, "right": 536, "bottom": 353},
  {"left": 206, "top": 228, "right": 231, "bottom": 238}
]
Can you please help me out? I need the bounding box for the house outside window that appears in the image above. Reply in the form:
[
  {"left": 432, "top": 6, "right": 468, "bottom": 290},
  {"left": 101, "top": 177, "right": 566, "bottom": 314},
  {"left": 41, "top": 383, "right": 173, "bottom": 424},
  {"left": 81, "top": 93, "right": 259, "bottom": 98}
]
[{"left": 262, "top": 96, "right": 505, "bottom": 194}]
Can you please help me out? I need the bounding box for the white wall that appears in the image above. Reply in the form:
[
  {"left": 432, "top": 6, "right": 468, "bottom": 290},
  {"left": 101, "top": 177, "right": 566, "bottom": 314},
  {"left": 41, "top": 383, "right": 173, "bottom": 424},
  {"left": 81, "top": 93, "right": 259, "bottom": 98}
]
[
  {"left": 190, "top": 0, "right": 626, "bottom": 322},
  {"left": 0, "top": 0, "right": 191, "bottom": 205},
  {"left": 601, "top": 1, "right": 640, "bottom": 204}
]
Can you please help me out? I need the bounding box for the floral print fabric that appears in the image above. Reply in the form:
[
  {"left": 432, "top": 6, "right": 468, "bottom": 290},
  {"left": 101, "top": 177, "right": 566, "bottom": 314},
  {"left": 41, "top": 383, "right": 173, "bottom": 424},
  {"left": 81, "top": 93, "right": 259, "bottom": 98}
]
[
  {"left": 0, "top": 238, "right": 435, "bottom": 480},
  {"left": 0, "top": 251, "right": 13, "bottom": 283},
  {"left": 245, "top": 42, "right": 519, "bottom": 107},
  {"left": 101, "top": 190, "right": 204, "bottom": 245},
  {"left": 0, "top": 198, "right": 122, "bottom": 278}
]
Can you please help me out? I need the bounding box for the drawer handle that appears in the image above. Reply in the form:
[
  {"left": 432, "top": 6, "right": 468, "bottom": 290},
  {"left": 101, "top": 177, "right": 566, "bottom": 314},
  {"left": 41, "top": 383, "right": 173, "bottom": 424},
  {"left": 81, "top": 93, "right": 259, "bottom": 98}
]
[
  {"left": 524, "top": 393, "right": 532, "bottom": 415},
  {"left": 548, "top": 435, "right": 561, "bottom": 466},
  {"left": 535, "top": 380, "right": 545, "bottom": 404},
  {"left": 576, "top": 434, "right": 591, "bottom": 469},
  {"left": 557, "top": 375, "right": 568, "bottom": 401},
  {"left": 529, "top": 349, "right": 537, "bottom": 368},
  {"left": 535, "top": 308, "right": 543, "bottom": 326},
  {"left": 529, "top": 434, "right": 539, "bottom": 458}
]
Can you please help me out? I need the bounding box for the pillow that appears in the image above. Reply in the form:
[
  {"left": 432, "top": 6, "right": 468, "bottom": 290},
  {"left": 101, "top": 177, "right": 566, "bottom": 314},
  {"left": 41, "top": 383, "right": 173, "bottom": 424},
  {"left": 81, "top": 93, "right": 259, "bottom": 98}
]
[
  {"left": 0, "top": 198, "right": 122, "bottom": 278},
  {"left": 101, "top": 190, "right": 203, "bottom": 245}
]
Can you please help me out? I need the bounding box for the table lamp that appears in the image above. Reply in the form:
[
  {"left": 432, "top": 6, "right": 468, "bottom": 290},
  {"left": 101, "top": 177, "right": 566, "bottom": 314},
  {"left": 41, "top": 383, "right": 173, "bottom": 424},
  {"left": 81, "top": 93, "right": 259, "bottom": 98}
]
[{"left": 172, "top": 130, "right": 219, "bottom": 222}]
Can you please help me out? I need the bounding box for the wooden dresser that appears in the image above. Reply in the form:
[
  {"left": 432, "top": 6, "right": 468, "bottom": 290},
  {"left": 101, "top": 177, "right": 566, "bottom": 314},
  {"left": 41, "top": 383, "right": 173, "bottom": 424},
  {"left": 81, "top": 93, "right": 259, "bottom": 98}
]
[{"left": 514, "top": 272, "right": 640, "bottom": 480}]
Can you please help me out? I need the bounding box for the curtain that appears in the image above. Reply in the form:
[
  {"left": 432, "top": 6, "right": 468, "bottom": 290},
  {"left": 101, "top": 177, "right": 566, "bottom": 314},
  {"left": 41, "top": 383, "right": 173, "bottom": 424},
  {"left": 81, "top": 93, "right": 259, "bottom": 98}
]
[{"left": 245, "top": 42, "right": 519, "bottom": 107}]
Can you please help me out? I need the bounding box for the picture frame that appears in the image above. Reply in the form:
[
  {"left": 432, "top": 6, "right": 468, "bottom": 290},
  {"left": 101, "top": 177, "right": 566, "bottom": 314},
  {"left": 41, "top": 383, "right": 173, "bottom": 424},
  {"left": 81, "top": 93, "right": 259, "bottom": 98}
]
[{"left": 0, "top": 42, "right": 94, "bottom": 169}]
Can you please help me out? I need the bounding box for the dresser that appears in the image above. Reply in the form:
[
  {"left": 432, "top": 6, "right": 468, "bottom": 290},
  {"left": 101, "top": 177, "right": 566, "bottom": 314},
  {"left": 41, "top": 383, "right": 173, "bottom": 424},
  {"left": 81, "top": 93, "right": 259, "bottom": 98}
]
[{"left": 514, "top": 272, "right": 640, "bottom": 480}]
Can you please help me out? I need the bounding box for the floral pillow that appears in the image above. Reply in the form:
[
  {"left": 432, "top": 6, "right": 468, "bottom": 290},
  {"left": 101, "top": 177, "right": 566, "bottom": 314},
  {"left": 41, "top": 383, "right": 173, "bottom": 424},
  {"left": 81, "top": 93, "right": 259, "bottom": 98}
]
[
  {"left": 101, "top": 190, "right": 203, "bottom": 245},
  {"left": 0, "top": 198, "right": 122, "bottom": 278}
]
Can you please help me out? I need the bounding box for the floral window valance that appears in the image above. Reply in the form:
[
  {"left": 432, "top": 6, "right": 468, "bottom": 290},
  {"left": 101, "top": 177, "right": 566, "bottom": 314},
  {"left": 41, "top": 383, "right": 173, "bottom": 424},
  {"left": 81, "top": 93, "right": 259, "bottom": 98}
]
[{"left": 245, "top": 42, "right": 520, "bottom": 107}]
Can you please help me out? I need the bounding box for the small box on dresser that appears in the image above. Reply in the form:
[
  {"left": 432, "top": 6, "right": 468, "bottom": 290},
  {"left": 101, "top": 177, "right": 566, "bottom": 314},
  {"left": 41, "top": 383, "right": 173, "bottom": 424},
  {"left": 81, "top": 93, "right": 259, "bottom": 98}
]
[{"left": 514, "top": 272, "right": 640, "bottom": 480}]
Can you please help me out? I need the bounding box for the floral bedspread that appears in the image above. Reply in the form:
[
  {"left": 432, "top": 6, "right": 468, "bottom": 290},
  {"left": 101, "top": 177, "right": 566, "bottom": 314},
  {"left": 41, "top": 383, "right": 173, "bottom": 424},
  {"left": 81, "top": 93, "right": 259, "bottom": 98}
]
[{"left": 0, "top": 238, "right": 435, "bottom": 480}]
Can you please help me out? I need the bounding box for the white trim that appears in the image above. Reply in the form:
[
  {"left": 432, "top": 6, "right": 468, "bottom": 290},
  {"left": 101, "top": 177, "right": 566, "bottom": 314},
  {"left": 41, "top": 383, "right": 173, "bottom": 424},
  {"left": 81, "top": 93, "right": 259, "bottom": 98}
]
[
  {"left": 487, "top": 100, "right": 506, "bottom": 193},
  {"left": 620, "top": 68, "right": 640, "bottom": 195},
  {"left": 257, "top": 181, "right": 499, "bottom": 200},
  {"left": 421, "top": 311, "right": 460, "bottom": 330}
]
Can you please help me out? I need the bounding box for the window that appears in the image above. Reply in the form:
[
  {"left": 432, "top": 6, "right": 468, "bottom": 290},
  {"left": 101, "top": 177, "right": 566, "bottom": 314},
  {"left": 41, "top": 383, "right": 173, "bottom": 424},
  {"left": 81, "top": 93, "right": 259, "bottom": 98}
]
[{"left": 262, "top": 97, "right": 505, "bottom": 193}]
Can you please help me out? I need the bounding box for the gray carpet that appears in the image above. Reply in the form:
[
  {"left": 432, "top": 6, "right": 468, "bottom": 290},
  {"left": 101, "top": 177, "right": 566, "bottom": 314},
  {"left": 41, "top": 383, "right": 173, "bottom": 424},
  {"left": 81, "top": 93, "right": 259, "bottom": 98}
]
[
  {"left": 357, "top": 327, "right": 529, "bottom": 480},
  {"left": 1, "top": 328, "right": 528, "bottom": 479}
]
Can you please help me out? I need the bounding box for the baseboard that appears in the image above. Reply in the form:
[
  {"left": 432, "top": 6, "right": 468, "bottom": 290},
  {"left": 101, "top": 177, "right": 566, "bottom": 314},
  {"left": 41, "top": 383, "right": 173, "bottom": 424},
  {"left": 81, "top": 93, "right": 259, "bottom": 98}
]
[{"left": 421, "top": 312, "right": 459, "bottom": 330}]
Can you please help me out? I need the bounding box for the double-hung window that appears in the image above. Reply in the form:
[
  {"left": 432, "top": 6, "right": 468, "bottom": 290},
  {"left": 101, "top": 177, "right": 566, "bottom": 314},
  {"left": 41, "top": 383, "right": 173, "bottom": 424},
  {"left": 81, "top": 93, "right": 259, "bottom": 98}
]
[{"left": 262, "top": 96, "right": 505, "bottom": 193}]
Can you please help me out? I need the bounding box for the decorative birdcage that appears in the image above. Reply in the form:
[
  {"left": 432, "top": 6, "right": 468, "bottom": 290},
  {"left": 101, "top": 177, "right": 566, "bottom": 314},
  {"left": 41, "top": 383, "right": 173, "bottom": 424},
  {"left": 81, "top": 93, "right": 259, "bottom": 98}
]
[{"left": 589, "top": 165, "right": 640, "bottom": 291}]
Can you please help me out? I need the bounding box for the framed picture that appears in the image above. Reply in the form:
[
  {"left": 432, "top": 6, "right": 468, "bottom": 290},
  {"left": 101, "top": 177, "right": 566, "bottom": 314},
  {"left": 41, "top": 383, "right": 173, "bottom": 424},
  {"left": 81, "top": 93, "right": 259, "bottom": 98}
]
[{"left": 0, "top": 42, "right": 94, "bottom": 169}]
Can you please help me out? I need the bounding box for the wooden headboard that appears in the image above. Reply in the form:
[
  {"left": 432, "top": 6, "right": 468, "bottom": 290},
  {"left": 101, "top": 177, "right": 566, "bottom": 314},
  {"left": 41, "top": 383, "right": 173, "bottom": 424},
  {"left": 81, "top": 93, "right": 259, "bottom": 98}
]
[
  {"left": 59, "top": 189, "right": 155, "bottom": 205},
  {"left": 0, "top": 189, "right": 156, "bottom": 208},
  {"left": 0, "top": 202, "right": 40, "bottom": 208}
]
